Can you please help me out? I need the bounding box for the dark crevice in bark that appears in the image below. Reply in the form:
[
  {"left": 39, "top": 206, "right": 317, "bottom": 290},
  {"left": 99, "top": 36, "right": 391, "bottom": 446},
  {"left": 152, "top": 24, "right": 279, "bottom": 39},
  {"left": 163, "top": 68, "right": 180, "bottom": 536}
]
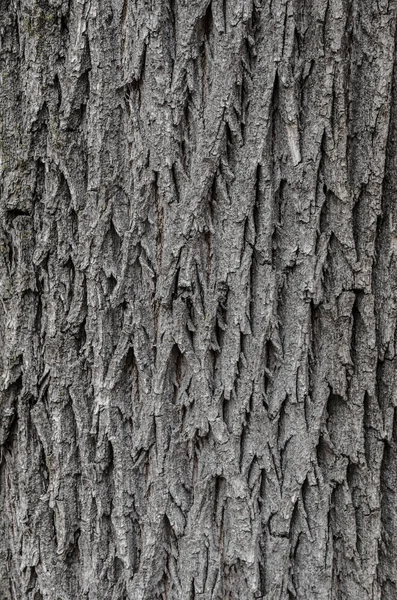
[
  {"left": 379, "top": 407, "right": 397, "bottom": 596},
  {"left": 67, "top": 71, "right": 90, "bottom": 131}
]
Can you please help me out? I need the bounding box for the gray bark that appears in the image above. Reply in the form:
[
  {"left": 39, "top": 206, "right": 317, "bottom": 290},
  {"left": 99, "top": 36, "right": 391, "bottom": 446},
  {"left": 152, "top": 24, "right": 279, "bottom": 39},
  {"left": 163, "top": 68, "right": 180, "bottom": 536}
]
[{"left": 1, "top": 0, "right": 397, "bottom": 598}]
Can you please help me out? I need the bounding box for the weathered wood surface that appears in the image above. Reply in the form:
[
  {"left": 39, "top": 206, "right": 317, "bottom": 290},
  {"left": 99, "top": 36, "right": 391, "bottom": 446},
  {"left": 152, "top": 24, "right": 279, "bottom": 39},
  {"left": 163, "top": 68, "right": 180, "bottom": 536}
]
[{"left": 1, "top": 0, "right": 397, "bottom": 598}]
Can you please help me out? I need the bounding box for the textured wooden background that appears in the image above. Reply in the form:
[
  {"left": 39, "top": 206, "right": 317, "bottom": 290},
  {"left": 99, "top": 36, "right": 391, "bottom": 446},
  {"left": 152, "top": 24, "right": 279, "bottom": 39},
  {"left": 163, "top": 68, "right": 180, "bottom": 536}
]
[{"left": 1, "top": 0, "right": 397, "bottom": 598}]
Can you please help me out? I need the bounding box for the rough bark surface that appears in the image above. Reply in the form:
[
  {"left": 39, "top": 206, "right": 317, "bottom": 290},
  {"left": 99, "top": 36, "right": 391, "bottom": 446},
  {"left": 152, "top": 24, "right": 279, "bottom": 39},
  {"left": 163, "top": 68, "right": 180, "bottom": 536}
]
[{"left": 1, "top": 0, "right": 397, "bottom": 598}]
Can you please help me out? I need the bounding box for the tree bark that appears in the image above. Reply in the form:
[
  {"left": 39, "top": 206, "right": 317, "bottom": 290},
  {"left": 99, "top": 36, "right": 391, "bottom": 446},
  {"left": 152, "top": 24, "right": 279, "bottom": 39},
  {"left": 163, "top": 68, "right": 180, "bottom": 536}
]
[{"left": 1, "top": 0, "right": 397, "bottom": 598}]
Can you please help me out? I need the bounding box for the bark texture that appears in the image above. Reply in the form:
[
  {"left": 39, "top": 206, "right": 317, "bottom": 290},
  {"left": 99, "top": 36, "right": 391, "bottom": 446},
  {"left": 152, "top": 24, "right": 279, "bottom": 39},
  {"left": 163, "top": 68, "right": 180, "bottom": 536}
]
[{"left": 1, "top": 0, "right": 397, "bottom": 598}]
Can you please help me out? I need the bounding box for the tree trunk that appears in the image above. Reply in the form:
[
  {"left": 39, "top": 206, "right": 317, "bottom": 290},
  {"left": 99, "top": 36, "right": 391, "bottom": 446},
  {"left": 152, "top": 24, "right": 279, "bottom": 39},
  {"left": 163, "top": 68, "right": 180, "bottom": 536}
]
[{"left": 1, "top": 0, "right": 397, "bottom": 598}]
